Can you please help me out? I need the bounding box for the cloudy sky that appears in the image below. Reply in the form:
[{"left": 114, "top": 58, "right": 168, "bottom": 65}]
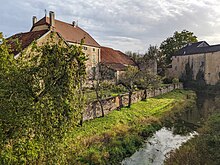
[{"left": 1, "top": 0, "right": 220, "bottom": 53}]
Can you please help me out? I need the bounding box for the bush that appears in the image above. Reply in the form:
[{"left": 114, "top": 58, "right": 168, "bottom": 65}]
[{"left": 0, "top": 35, "right": 86, "bottom": 164}]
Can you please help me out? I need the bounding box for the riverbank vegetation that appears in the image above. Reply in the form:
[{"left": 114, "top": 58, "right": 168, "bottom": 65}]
[
  {"left": 64, "top": 89, "right": 196, "bottom": 164},
  {"left": 165, "top": 113, "right": 220, "bottom": 165}
]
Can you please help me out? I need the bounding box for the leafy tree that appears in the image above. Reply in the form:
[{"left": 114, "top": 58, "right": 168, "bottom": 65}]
[
  {"left": 0, "top": 33, "right": 87, "bottom": 164},
  {"left": 125, "top": 51, "right": 141, "bottom": 64},
  {"left": 119, "top": 66, "right": 139, "bottom": 108},
  {"left": 144, "top": 45, "right": 159, "bottom": 61},
  {"left": 136, "top": 71, "right": 161, "bottom": 100},
  {"left": 160, "top": 30, "right": 198, "bottom": 65},
  {"left": 90, "top": 63, "right": 105, "bottom": 117}
]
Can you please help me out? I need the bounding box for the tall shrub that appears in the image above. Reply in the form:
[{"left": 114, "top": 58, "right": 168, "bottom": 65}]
[{"left": 0, "top": 33, "right": 87, "bottom": 164}]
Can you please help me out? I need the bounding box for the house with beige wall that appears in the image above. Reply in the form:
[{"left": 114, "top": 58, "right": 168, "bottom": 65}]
[
  {"left": 8, "top": 11, "right": 141, "bottom": 82},
  {"left": 170, "top": 41, "right": 220, "bottom": 85},
  {"left": 8, "top": 30, "right": 68, "bottom": 59},
  {"left": 31, "top": 11, "right": 100, "bottom": 77}
]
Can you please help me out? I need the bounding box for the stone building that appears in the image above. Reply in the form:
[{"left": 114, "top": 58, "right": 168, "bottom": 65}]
[
  {"left": 8, "top": 11, "right": 100, "bottom": 76},
  {"left": 31, "top": 11, "right": 100, "bottom": 76},
  {"left": 8, "top": 30, "right": 67, "bottom": 58},
  {"left": 170, "top": 41, "right": 220, "bottom": 85}
]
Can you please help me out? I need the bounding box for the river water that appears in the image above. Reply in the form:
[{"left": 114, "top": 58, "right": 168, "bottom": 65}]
[{"left": 122, "top": 92, "right": 220, "bottom": 165}]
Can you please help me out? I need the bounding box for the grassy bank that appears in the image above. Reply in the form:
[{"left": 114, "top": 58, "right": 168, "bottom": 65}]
[
  {"left": 65, "top": 90, "right": 196, "bottom": 164},
  {"left": 165, "top": 113, "right": 220, "bottom": 165}
]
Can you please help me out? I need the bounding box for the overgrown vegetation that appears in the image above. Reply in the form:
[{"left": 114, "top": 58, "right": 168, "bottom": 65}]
[
  {"left": 165, "top": 113, "right": 220, "bottom": 165},
  {"left": 63, "top": 90, "right": 196, "bottom": 164},
  {"left": 0, "top": 33, "right": 87, "bottom": 164}
]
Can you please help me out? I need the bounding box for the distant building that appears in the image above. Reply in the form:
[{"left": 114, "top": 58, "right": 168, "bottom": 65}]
[
  {"left": 170, "top": 41, "right": 220, "bottom": 85},
  {"left": 100, "top": 46, "right": 137, "bottom": 81},
  {"left": 8, "top": 11, "right": 100, "bottom": 77}
]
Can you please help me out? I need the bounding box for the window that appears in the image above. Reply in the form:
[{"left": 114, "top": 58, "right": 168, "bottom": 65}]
[
  {"left": 83, "top": 46, "right": 87, "bottom": 50},
  {"left": 93, "top": 48, "right": 95, "bottom": 52},
  {"left": 92, "top": 54, "right": 96, "bottom": 64},
  {"left": 201, "top": 61, "right": 204, "bottom": 67}
]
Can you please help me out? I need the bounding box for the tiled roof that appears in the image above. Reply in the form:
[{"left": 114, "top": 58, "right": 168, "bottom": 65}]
[
  {"left": 174, "top": 41, "right": 220, "bottom": 56},
  {"left": 31, "top": 17, "right": 100, "bottom": 48},
  {"left": 7, "top": 30, "right": 49, "bottom": 55},
  {"left": 101, "top": 46, "right": 136, "bottom": 71}
]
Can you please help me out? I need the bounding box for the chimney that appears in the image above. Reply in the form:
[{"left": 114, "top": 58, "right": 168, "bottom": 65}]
[
  {"left": 32, "top": 16, "right": 37, "bottom": 26},
  {"left": 72, "top": 21, "right": 76, "bottom": 27},
  {"left": 49, "top": 11, "right": 55, "bottom": 28}
]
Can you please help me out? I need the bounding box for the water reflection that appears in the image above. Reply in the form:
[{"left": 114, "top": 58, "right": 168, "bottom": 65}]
[
  {"left": 122, "top": 128, "right": 197, "bottom": 165},
  {"left": 122, "top": 92, "right": 220, "bottom": 165}
]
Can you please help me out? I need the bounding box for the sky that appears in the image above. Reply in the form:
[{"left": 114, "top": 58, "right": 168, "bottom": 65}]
[{"left": 1, "top": 0, "right": 220, "bottom": 53}]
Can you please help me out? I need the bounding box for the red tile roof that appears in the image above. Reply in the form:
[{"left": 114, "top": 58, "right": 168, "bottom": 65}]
[
  {"left": 31, "top": 17, "right": 100, "bottom": 48},
  {"left": 101, "top": 46, "right": 136, "bottom": 71},
  {"left": 7, "top": 30, "right": 49, "bottom": 55}
]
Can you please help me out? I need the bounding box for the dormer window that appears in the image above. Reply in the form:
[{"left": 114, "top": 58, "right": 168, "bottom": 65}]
[{"left": 197, "top": 41, "right": 209, "bottom": 47}]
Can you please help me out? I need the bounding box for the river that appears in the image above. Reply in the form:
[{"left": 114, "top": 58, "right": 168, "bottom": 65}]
[{"left": 122, "top": 91, "right": 220, "bottom": 165}]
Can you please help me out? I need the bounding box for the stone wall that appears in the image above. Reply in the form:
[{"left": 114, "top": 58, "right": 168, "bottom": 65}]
[
  {"left": 170, "top": 52, "right": 220, "bottom": 85},
  {"left": 83, "top": 83, "right": 183, "bottom": 121}
]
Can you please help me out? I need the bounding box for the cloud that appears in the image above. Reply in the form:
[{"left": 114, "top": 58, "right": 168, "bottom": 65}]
[{"left": 1, "top": 0, "right": 220, "bottom": 53}]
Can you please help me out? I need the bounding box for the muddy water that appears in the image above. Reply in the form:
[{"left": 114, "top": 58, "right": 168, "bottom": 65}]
[{"left": 122, "top": 92, "right": 220, "bottom": 165}]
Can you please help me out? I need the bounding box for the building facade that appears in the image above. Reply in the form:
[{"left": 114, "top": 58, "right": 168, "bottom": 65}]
[
  {"left": 170, "top": 41, "right": 220, "bottom": 85},
  {"left": 30, "top": 11, "right": 100, "bottom": 76}
]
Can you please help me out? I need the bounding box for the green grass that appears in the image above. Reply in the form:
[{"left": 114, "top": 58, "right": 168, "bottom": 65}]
[{"left": 65, "top": 89, "right": 196, "bottom": 164}]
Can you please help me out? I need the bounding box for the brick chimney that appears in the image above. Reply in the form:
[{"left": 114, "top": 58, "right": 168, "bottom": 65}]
[
  {"left": 49, "top": 11, "right": 55, "bottom": 30},
  {"left": 32, "top": 16, "right": 37, "bottom": 26}
]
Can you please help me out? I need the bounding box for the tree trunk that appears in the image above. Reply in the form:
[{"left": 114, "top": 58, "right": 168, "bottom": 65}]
[
  {"left": 128, "top": 91, "right": 132, "bottom": 108},
  {"left": 143, "top": 89, "right": 147, "bottom": 101},
  {"left": 98, "top": 99, "right": 104, "bottom": 117},
  {"left": 94, "top": 84, "right": 104, "bottom": 117}
]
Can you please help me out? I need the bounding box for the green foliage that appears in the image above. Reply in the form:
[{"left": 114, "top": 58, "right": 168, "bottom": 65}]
[
  {"left": 172, "top": 78, "right": 179, "bottom": 84},
  {"left": 136, "top": 71, "right": 162, "bottom": 90},
  {"left": 144, "top": 45, "right": 159, "bottom": 60},
  {"left": 0, "top": 33, "right": 86, "bottom": 164},
  {"left": 125, "top": 51, "right": 142, "bottom": 64},
  {"left": 160, "top": 30, "right": 198, "bottom": 65},
  {"left": 119, "top": 66, "right": 139, "bottom": 92},
  {"left": 119, "top": 66, "right": 140, "bottom": 107}
]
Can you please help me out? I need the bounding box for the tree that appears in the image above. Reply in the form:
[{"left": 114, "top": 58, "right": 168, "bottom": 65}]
[
  {"left": 125, "top": 51, "right": 142, "bottom": 64},
  {"left": 136, "top": 71, "right": 161, "bottom": 100},
  {"left": 0, "top": 33, "right": 87, "bottom": 164},
  {"left": 144, "top": 45, "right": 159, "bottom": 61},
  {"left": 119, "top": 66, "right": 139, "bottom": 108},
  {"left": 90, "top": 63, "right": 105, "bottom": 117},
  {"left": 160, "top": 30, "right": 198, "bottom": 65}
]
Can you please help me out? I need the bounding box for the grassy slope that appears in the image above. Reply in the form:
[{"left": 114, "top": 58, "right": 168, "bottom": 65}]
[{"left": 65, "top": 90, "right": 196, "bottom": 164}]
